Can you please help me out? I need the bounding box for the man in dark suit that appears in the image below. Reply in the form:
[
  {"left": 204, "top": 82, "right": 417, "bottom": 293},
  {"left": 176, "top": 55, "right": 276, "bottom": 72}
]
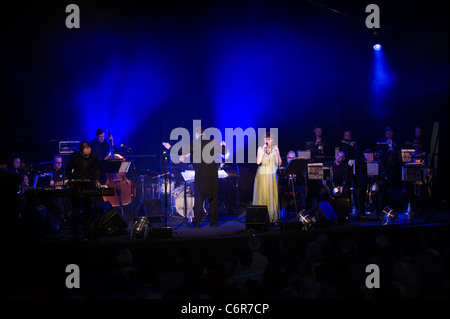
[
  {"left": 65, "top": 142, "right": 100, "bottom": 240},
  {"left": 180, "top": 127, "right": 228, "bottom": 228}
]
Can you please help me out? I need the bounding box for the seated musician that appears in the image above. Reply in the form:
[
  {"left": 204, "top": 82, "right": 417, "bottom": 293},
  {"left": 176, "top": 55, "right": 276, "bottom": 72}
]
[
  {"left": 65, "top": 142, "right": 101, "bottom": 240},
  {"left": 402, "top": 149, "right": 431, "bottom": 217},
  {"left": 5, "top": 156, "right": 28, "bottom": 229},
  {"left": 45, "top": 154, "right": 69, "bottom": 188},
  {"left": 7, "top": 155, "right": 29, "bottom": 188},
  {"left": 378, "top": 126, "right": 403, "bottom": 209},
  {"left": 320, "top": 151, "right": 349, "bottom": 202},
  {"left": 354, "top": 149, "right": 387, "bottom": 218},
  {"left": 43, "top": 154, "right": 71, "bottom": 227}
]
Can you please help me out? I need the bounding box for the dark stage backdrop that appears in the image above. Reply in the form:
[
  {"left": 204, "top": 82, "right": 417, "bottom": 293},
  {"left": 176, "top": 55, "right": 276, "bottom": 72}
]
[{"left": 1, "top": 0, "right": 448, "bottom": 200}]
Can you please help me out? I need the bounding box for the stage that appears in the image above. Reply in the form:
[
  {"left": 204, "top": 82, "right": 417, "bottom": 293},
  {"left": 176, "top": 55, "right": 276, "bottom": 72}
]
[
  {"left": 95, "top": 207, "right": 449, "bottom": 242},
  {"left": 1, "top": 204, "right": 448, "bottom": 300}
]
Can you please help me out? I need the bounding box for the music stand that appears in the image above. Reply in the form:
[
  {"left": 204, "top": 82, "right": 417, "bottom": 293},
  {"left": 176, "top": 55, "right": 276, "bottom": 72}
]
[
  {"left": 307, "top": 163, "right": 323, "bottom": 180},
  {"left": 401, "top": 149, "right": 415, "bottom": 163},
  {"left": 283, "top": 158, "right": 308, "bottom": 214},
  {"left": 402, "top": 163, "right": 423, "bottom": 182},
  {"left": 181, "top": 170, "right": 195, "bottom": 223},
  {"left": 98, "top": 159, "right": 131, "bottom": 175},
  {"left": 376, "top": 142, "right": 389, "bottom": 154},
  {"left": 297, "top": 151, "right": 311, "bottom": 160},
  {"left": 353, "top": 160, "right": 379, "bottom": 176}
]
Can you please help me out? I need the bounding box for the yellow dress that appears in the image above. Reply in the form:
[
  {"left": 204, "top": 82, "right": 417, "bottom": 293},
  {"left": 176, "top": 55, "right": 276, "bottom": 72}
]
[{"left": 253, "top": 147, "right": 279, "bottom": 223}]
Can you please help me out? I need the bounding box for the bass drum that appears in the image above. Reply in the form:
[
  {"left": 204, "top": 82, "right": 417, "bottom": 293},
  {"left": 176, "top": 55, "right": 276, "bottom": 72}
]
[{"left": 171, "top": 185, "right": 195, "bottom": 218}]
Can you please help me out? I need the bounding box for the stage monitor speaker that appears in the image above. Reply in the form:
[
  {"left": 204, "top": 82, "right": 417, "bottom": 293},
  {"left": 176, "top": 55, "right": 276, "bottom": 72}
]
[
  {"left": 98, "top": 208, "right": 128, "bottom": 236},
  {"left": 143, "top": 199, "right": 164, "bottom": 221},
  {"left": 329, "top": 198, "right": 350, "bottom": 222},
  {"left": 315, "top": 201, "right": 338, "bottom": 225},
  {"left": 245, "top": 205, "right": 269, "bottom": 231}
]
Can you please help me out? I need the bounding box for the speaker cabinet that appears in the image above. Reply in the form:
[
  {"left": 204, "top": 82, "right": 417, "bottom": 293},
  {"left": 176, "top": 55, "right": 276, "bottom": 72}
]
[
  {"left": 143, "top": 199, "right": 164, "bottom": 221},
  {"left": 317, "top": 201, "right": 338, "bottom": 221},
  {"left": 307, "top": 202, "right": 338, "bottom": 227},
  {"left": 245, "top": 205, "right": 269, "bottom": 231},
  {"left": 98, "top": 209, "right": 128, "bottom": 236},
  {"left": 329, "top": 198, "right": 350, "bottom": 222}
]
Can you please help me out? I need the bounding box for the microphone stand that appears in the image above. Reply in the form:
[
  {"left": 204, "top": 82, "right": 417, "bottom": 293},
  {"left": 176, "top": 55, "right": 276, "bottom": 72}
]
[
  {"left": 164, "top": 151, "right": 168, "bottom": 228},
  {"left": 235, "top": 163, "right": 240, "bottom": 221},
  {"left": 163, "top": 151, "right": 176, "bottom": 234},
  {"left": 276, "top": 147, "right": 281, "bottom": 225}
]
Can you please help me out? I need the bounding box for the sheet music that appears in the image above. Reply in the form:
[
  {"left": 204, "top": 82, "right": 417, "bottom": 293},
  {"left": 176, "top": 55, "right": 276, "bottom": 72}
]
[
  {"left": 181, "top": 169, "right": 229, "bottom": 181},
  {"left": 367, "top": 162, "right": 379, "bottom": 176},
  {"left": 401, "top": 149, "right": 415, "bottom": 163},
  {"left": 181, "top": 170, "right": 195, "bottom": 182},
  {"left": 218, "top": 170, "right": 228, "bottom": 179},
  {"left": 119, "top": 161, "right": 131, "bottom": 173},
  {"left": 307, "top": 163, "right": 323, "bottom": 180},
  {"left": 297, "top": 150, "right": 311, "bottom": 160}
]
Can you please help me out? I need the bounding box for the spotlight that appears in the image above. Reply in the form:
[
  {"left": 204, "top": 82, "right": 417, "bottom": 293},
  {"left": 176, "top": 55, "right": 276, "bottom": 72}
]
[
  {"left": 130, "top": 216, "right": 150, "bottom": 239},
  {"left": 381, "top": 206, "right": 398, "bottom": 225},
  {"left": 298, "top": 210, "right": 313, "bottom": 231},
  {"left": 373, "top": 44, "right": 382, "bottom": 51}
]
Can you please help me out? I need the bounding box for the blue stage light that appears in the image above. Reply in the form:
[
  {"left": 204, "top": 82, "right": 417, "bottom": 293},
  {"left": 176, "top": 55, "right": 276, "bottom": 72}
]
[
  {"left": 371, "top": 41, "right": 393, "bottom": 118},
  {"left": 373, "top": 44, "right": 382, "bottom": 51}
]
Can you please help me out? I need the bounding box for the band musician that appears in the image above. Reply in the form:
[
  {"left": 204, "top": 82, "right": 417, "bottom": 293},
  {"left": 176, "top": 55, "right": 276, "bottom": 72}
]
[{"left": 65, "top": 142, "right": 101, "bottom": 240}]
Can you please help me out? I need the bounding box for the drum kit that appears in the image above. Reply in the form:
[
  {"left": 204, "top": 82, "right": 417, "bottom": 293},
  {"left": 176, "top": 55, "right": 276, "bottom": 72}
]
[
  {"left": 137, "top": 166, "right": 232, "bottom": 219},
  {"left": 138, "top": 170, "right": 196, "bottom": 218}
]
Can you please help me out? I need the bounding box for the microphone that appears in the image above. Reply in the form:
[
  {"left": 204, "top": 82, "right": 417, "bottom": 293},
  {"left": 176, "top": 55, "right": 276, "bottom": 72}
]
[{"left": 120, "top": 144, "right": 132, "bottom": 150}]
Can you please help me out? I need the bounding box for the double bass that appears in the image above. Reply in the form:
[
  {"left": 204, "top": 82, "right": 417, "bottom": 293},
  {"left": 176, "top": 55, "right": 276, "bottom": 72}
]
[{"left": 103, "top": 131, "right": 135, "bottom": 213}]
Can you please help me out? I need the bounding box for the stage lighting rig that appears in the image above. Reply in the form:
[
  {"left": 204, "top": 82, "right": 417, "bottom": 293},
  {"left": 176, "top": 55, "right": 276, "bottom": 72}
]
[
  {"left": 381, "top": 206, "right": 398, "bottom": 225},
  {"left": 130, "top": 216, "right": 150, "bottom": 239}
]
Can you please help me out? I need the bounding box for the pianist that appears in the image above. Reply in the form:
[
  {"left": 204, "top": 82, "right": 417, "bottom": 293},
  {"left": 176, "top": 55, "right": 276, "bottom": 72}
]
[{"left": 65, "top": 142, "right": 100, "bottom": 241}]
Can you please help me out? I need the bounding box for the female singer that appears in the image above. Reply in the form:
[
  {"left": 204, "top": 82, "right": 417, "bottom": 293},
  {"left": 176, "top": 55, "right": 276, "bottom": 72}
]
[{"left": 253, "top": 132, "right": 282, "bottom": 224}]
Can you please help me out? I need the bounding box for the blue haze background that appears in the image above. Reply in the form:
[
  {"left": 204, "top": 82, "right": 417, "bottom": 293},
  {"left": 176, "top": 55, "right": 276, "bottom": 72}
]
[{"left": 1, "top": 0, "right": 448, "bottom": 199}]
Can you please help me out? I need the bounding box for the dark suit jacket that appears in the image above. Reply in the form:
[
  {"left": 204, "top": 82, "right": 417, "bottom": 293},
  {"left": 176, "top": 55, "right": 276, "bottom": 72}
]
[
  {"left": 65, "top": 151, "right": 100, "bottom": 183},
  {"left": 188, "top": 139, "right": 226, "bottom": 198}
]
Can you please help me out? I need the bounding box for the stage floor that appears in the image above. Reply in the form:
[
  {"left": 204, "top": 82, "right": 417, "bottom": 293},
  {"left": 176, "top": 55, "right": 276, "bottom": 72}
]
[
  {"left": 1, "top": 205, "right": 448, "bottom": 300},
  {"left": 104, "top": 207, "right": 450, "bottom": 242},
  {"left": 3, "top": 203, "right": 448, "bottom": 247}
]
